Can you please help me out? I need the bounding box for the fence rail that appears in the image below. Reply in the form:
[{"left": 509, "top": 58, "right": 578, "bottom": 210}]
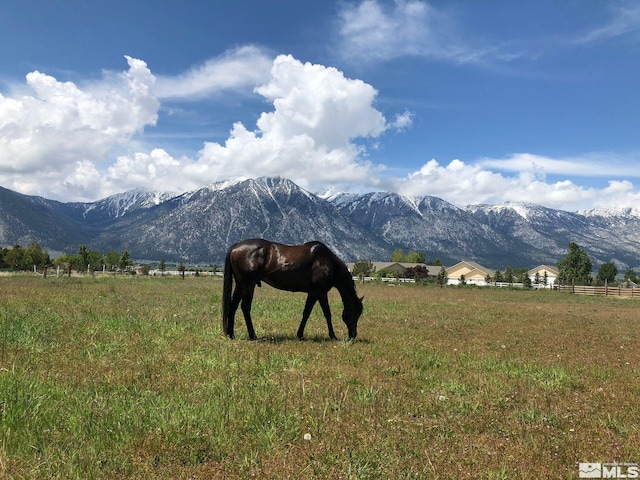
[{"left": 558, "top": 285, "right": 640, "bottom": 297}]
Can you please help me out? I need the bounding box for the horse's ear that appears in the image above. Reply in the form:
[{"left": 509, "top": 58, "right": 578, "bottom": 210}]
[{"left": 359, "top": 296, "right": 364, "bottom": 302}]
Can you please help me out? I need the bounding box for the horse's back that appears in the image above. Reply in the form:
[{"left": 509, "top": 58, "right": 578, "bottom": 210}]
[
  {"left": 228, "top": 239, "right": 271, "bottom": 274},
  {"left": 228, "top": 238, "right": 345, "bottom": 276}
]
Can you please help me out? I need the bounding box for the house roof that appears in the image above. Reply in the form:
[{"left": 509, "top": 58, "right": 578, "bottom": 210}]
[
  {"left": 528, "top": 265, "right": 559, "bottom": 276},
  {"left": 446, "top": 260, "right": 492, "bottom": 277}
]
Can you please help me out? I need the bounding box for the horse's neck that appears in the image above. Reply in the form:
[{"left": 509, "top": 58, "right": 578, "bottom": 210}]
[{"left": 335, "top": 278, "right": 358, "bottom": 304}]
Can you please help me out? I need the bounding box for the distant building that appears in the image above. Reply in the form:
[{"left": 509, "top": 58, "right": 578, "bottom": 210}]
[
  {"left": 347, "top": 262, "right": 441, "bottom": 279},
  {"left": 446, "top": 261, "right": 492, "bottom": 286},
  {"left": 528, "top": 265, "right": 559, "bottom": 288}
]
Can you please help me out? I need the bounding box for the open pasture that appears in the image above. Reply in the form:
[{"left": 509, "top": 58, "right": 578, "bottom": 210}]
[{"left": 1, "top": 276, "right": 640, "bottom": 478}]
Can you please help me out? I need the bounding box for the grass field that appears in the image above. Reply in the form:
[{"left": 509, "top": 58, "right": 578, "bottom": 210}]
[{"left": 1, "top": 275, "right": 639, "bottom": 479}]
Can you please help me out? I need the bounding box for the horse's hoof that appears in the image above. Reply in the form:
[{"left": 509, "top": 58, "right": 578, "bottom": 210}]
[{"left": 297, "top": 335, "right": 304, "bottom": 341}]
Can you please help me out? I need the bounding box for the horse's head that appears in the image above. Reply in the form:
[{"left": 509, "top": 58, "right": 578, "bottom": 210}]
[{"left": 343, "top": 295, "right": 364, "bottom": 339}]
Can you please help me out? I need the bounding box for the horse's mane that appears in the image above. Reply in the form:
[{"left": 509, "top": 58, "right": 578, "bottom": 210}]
[{"left": 310, "top": 242, "right": 356, "bottom": 292}]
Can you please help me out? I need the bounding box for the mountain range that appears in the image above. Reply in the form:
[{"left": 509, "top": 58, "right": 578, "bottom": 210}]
[{"left": 1, "top": 177, "right": 638, "bottom": 270}]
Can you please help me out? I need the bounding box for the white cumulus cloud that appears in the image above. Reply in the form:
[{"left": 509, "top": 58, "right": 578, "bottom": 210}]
[
  {"left": 386, "top": 157, "right": 640, "bottom": 211},
  {"left": 123, "top": 54, "right": 393, "bottom": 193},
  {"left": 0, "top": 51, "right": 410, "bottom": 200},
  {"left": 0, "top": 55, "right": 159, "bottom": 199}
]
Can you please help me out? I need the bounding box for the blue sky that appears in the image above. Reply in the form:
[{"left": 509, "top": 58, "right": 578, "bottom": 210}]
[{"left": 0, "top": 1, "right": 639, "bottom": 211}]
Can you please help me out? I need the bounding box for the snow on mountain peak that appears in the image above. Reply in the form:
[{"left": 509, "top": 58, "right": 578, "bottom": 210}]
[
  {"left": 466, "top": 202, "right": 543, "bottom": 221},
  {"left": 83, "top": 188, "right": 176, "bottom": 218},
  {"left": 578, "top": 206, "right": 640, "bottom": 218}
]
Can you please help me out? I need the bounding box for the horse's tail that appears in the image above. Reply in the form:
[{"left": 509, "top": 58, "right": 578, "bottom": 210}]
[{"left": 222, "top": 248, "right": 233, "bottom": 335}]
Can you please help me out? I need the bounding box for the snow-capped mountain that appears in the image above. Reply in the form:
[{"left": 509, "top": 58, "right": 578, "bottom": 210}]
[
  {"left": 72, "top": 188, "right": 178, "bottom": 223},
  {"left": 88, "top": 177, "right": 392, "bottom": 262},
  {"left": 330, "top": 193, "right": 552, "bottom": 267},
  {"left": 466, "top": 202, "right": 640, "bottom": 269},
  {"left": 0, "top": 178, "right": 638, "bottom": 269}
]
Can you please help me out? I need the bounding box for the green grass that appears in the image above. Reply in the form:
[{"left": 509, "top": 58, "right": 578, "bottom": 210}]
[{"left": 1, "top": 275, "right": 640, "bottom": 478}]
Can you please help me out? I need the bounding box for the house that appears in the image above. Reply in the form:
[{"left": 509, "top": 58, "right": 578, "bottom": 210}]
[
  {"left": 446, "top": 260, "right": 492, "bottom": 286},
  {"left": 347, "top": 262, "right": 441, "bottom": 279},
  {"left": 528, "top": 265, "right": 559, "bottom": 288}
]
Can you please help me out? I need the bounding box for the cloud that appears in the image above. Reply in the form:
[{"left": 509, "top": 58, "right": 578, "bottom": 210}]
[
  {"left": 155, "top": 45, "right": 272, "bottom": 99},
  {"left": 0, "top": 55, "right": 159, "bottom": 199},
  {"left": 2, "top": 47, "right": 638, "bottom": 212},
  {"left": 147, "top": 54, "right": 391, "bottom": 192},
  {"left": 478, "top": 152, "right": 640, "bottom": 178},
  {"left": 336, "top": 0, "right": 511, "bottom": 65},
  {"left": 0, "top": 52, "right": 409, "bottom": 201},
  {"left": 390, "top": 110, "right": 414, "bottom": 131},
  {"left": 384, "top": 157, "right": 640, "bottom": 211},
  {"left": 572, "top": 3, "right": 640, "bottom": 46}
]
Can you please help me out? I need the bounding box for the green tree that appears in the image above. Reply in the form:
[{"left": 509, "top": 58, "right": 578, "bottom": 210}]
[
  {"left": 494, "top": 269, "right": 504, "bottom": 283},
  {"left": 119, "top": 249, "right": 133, "bottom": 273},
  {"left": 53, "top": 254, "right": 71, "bottom": 268},
  {"left": 23, "top": 242, "right": 50, "bottom": 270},
  {"left": 0, "top": 247, "right": 8, "bottom": 269},
  {"left": 352, "top": 260, "right": 374, "bottom": 277},
  {"left": 87, "top": 250, "right": 104, "bottom": 272},
  {"left": 405, "top": 250, "right": 425, "bottom": 263},
  {"left": 436, "top": 266, "right": 448, "bottom": 288},
  {"left": 77, "top": 245, "right": 90, "bottom": 272},
  {"left": 159, "top": 258, "right": 167, "bottom": 274},
  {"left": 504, "top": 266, "right": 514, "bottom": 284},
  {"left": 105, "top": 251, "right": 120, "bottom": 272},
  {"left": 557, "top": 242, "right": 592, "bottom": 285},
  {"left": 624, "top": 269, "right": 637, "bottom": 283},
  {"left": 5, "top": 245, "right": 25, "bottom": 271},
  {"left": 390, "top": 249, "right": 406, "bottom": 262},
  {"left": 520, "top": 272, "right": 532, "bottom": 288},
  {"left": 596, "top": 262, "right": 618, "bottom": 285}
]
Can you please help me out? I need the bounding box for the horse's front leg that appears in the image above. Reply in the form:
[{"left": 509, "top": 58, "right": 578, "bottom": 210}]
[
  {"left": 319, "top": 293, "right": 337, "bottom": 340},
  {"left": 297, "top": 293, "right": 319, "bottom": 340},
  {"left": 240, "top": 287, "right": 258, "bottom": 340}
]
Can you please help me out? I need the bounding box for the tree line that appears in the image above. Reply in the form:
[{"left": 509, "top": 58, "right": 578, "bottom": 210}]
[
  {"left": 4, "top": 241, "right": 636, "bottom": 285},
  {"left": 0, "top": 242, "right": 134, "bottom": 274}
]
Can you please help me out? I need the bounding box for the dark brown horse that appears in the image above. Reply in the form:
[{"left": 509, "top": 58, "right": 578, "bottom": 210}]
[{"left": 222, "top": 239, "right": 363, "bottom": 340}]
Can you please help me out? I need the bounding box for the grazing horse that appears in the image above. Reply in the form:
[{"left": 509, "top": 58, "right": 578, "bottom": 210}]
[{"left": 222, "top": 239, "right": 363, "bottom": 340}]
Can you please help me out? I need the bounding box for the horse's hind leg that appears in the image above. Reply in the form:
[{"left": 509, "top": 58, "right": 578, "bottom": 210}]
[
  {"left": 240, "top": 287, "right": 258, "bottom": 340},
  {"left": 297, "top": 293, "right": 319, "bottom": 340},
  {"left": 226, "top": 289, "right": 242, "bottom": 338},
  {"left": 319, "top": 293, "right": 337, "bottom": 340}
]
